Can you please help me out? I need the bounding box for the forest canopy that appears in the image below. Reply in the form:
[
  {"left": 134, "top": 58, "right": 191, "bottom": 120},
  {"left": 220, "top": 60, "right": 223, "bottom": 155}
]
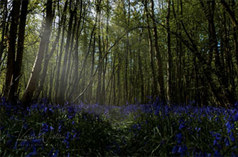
[{"left": 0, "top": 0, "right": 237, "bottom": 106}]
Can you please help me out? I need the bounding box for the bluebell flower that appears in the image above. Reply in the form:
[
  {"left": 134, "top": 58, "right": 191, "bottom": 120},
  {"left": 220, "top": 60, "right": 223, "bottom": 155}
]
[
  {"left": 234, "top": 102, "right": 238, "bottom": 109},
  {"left": 213, "top": 133, "right": 221, "bottom": 146},
  {"left": 49, "top": 107, "right": 54, "bottom": 113},
  {"left": 26, "top": 147, "right": 37, "bottom": 157},
  {"left": 224, "top": 137, "right": 230, "bottom": 146},
  {"left": 172, "top": 145, "right": 178, "bottom": 154},
  {"left": 132, "top": 123, "right": 141, "bottom": 131},
  {"left": 195, "top": 127, "right": 201, "bottom": 132},
  {"left": 50, "top": 126, "right": 54, "bottom": 131},
  {"left": 154, "top": 105, "right": 161, "bottom": 116},
  {"left": 214, "top": 150, "right": 222, "bottom": 157},
  {"left": 229, "top": 132, "right": 235, "bottom": 142},
  {"left": 178, "top": 145, "right": 187, "bottom": 155},
  {"left": 63, "top": 140, "right": 70, "bottom": 149},
  {"left": 52, "top": 150, "right": 59, "bottom": 157},
  {"left": 226, "top": 121, "right": 234, "bottom": 134},
  {"left": 19, "top": 140, "right": 28, "bottom": 147},
  {"left": 179, "top": 121, "right": 186, "bottom": 130},
  {"left": 41, "top": 123, "right": 49, "bottom": 133},
  {"left": 44, "top": 107, "right": 48, "bottom": 113},
  {"left": 176, "top": 133, "right": 182, "bottom": 144},
  {"left": 234, "top": 112, "right": 238, "bottom": 121}
]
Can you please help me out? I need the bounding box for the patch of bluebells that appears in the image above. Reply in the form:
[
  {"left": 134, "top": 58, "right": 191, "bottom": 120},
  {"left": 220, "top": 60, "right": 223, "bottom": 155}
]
[
  {"left": 1, "top": 97, "right": 238, "bottom": 156},
  {"left": 0, "top": 98, "right": 117, "bottom": 156},
  {"left": 123, "top": 100, "right": 238, "bottom": 156}
]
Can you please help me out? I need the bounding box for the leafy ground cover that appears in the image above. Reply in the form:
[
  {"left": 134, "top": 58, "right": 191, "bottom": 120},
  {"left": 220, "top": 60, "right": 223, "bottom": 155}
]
[{"left": 1, "top": 97, "right": 238, "bottom": 156}]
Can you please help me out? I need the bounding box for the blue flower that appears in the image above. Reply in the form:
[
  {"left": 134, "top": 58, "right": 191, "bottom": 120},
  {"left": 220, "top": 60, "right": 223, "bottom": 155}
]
[
  {"left": 172, "top": 145, "right": 178, "bottom": 154},
  {"left": 50, "top": 126, "right": 54, "bottom": 131},
  {"left": 229, "top": 132, "right": 235, "bottom": 142},
  {"left": 224, "top": 137, "right": 230, "bottom": 146},
  {"left": 179, "top": 122, "right": 186, "bottom": 130},
  {"left": 132, "top": 123, "right": 141, "bottom": 130},
  {"left": 213, "top": 133, "right": 221, "bottom": 146},
  {"left": 41, "top": 123, "right": 49, "bottom": 133},
  {"left": 226, "top": 122, "right": 234, "bottom": 133},
  {"left": 234, "top": 112, "right": 238, "bottom": 121},
  {"left": 178, "top": 145, "right": 187, "bottom": 155},
  {"left": 195, "top": 127, "right": 201, "bottom": 132},
  {"left": 26, "top": 147, "right": 37, "bottom": 157},
  {"left": 234, "top": 102, "right": 238, "bottom": 109},
  {"left": 176, "top": 133, "right": 182, "bottom": 144},
  {"left": 51, "top": 150, "right": 59, "bottom": 157},
  {"left": 214, "top": 150, "right": 222, "bottom": 157}
]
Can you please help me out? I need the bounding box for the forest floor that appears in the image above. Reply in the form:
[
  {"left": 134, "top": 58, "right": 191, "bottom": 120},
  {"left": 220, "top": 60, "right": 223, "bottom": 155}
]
[{"left": 1, "top": 99, "right": 238, "bottom": 156}]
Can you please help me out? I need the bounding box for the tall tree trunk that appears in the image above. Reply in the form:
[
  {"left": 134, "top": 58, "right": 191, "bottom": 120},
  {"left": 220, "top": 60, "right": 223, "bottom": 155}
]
[
  {"left": 58, "top": 0, "right": 74, "bottom": 104},
  {"left": 96, "top": 12, "right": 103, "bottom": 105},
  {"left": 55, "top": 0, "right": 68, "bottom": 103},
  {"left": 144, "top": 0, "right": 158, "bottom": 100},
  {"left": 138, "top": 30, "right": 145, "bottom": 103},
  {"left": 4, "top": 0, "right": 21, "bottom": 100},
  {"left": 166, "top": 0, "right": 172, "bottom": 103},
  {"left": 0, "top": 0, "right": 8, "bottom": 67},
  {"left": 9, "top": 0, "right": 29, "bottom": 102},
  {"left": 65, "top": 3, "right": 79, "bottom": 94},
  {"left": 34, "top": 17, "right": 61, "bottom": 99},
  {"left": 67, "top": 0, "right": 84, "bottom": 100},
  {"left": 22, "top": 0, "right": 54, "bottom": 106},
  {"left": 151, "top": 0, "right": 166, "bottom": 103}
]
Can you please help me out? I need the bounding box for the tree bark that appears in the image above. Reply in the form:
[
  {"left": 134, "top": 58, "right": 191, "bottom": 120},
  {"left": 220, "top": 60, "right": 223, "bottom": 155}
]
[
  {"left": 9, "top": 0, "right": 29, "bottom": 102},
  {"left": 151, "top": 0, "right": 166, "bottom": 103},
  {"left": 144, "top": 0, "right": 158, "bottom": 100},
  {"left": 4, "top": 0, "right": 21, "bottom": 100},
  {"left": 58, "top": 0, "right": 74, "bottom": 104},
  {"left": 22, "top": 0, "right": 54, "bottom": 106},
  {"left": 166, "top": 0, "right": 172, "bottom": 103},
  {"left": 0, "top": 0, "right": 8, "bottom": 68},
  {"left": 55, "top": 0, "right": 68, "bottom": 103}
]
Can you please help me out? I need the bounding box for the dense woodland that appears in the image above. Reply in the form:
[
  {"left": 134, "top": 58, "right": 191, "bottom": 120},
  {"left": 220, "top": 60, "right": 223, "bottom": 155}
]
[{"left": 0, "top": 0, "right": 238, "bottom": 106}]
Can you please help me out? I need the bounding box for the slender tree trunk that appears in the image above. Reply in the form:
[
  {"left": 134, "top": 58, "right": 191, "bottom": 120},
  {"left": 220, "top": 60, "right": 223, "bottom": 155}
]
[
  {"left": 96, "top": 12, "right": 103, "bottom": 105},
  {"left": 4, "top": 0, "right": 21, "bottom": 100},
  {"left": 138, "top": 31, "right": 145, "bottom": 103},
  {"left": 0, "top": 0, "right": 8, "bottom": 67},
  {"left": 71, "top": 0, "right": 83, "bottom": 98},
  {"left": 55, "top": 0, "right": 68, "bottom": 103},
  {"left": 22, "top": 0, "right": 54, "bottom": 106},
  {"left": 166, "top": 0, "right": 172, "bottom": 103},
  {"left": 48, "top": 66, "right": 55, "bottom": 101},
  {"left": 144, "top": 1, "right": 158, "bottom": 99},
  {"left": 117, "top": 51, "right": 121, "bottom": 105},
  {"left": 8, "top": 0, "right": 29, "bottom": 102},
  {"left": 58, "top": 0, "right": 74, "bottom": 104},
  {"left": 35, "top": 17, "right": 61, "bottom": 99},
  {"left": 151, "top": 0, "right": 166, "bottom": 103},
  {"left": 88, "top": 35, "right": 96, "bottom": 104}
]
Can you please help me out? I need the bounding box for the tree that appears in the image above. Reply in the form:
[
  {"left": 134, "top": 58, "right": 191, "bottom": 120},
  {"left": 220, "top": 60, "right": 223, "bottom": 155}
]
[
  {"left": 4, "top": 0, "right": 21, "bottom": 101},
  {"left": 9, "top": 0, "right": 29, "bottom": 102},
  {"left": 22, "top": 0, "right": 54, "bottom": 106}
]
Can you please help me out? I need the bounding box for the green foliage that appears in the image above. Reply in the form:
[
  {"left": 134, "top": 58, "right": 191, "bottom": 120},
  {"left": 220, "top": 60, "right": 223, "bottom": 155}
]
[{"left": 0, "top": 104, "right": 116, "bottom": 156}]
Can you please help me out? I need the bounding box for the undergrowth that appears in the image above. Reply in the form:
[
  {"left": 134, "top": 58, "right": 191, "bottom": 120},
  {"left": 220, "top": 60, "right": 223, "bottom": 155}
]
[{"left": 1, "top": 98, "right": 238, "bottom": 156}]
